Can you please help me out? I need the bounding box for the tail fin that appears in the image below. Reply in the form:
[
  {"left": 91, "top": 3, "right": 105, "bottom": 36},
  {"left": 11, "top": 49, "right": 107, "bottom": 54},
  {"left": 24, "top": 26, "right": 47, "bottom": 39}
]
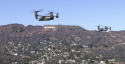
[
  {"left": 50, "top": 13, "right": 54, "bottom": 19},
  {"left": 98, "top": 26, "right": 100, "bottom": 30},
  {"left": 56, "top": 13, "right": 59, "bottom": 18},
  {"left": 109, "top": 27, "right": 111, "bottom": 30}
]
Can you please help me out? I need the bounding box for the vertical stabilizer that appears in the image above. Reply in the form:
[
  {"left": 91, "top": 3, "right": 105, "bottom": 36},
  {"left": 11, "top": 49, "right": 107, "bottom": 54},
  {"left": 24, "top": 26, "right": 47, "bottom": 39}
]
[
  {"left": 98, "top": 26, "right": 100, "bottom": 30},
  {"left": 56, "top": 13, "right": 59, "bottom": 18},
  {"left": 109, "top": 27, "right": 111, "bottom": 30},
  {"left": 50, "top": 12, "right": 54, "bottom": 19}
]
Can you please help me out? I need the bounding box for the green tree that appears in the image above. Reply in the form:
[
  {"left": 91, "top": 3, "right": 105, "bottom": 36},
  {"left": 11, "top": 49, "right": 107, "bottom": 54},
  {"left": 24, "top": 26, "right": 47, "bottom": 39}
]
[
  {"left": 88, "top": 44, "right": 93, "bottom": 49},
  {"left": 103, "top": 44, "right": 108, "bottom": 47},
  {"left": 83, "top": 54, "right": 89, "bottom": 60},
  {"left": 76, "top": 53, "right": 81, "bottom": 57},
  {"left": 105, "top": 60, "right": 109, "bottom": 63}
]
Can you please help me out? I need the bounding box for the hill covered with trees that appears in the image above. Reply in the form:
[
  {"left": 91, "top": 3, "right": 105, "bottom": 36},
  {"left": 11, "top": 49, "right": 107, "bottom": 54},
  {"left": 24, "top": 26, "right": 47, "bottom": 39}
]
[{"left": 0, "top": 24, "right": 125, "bottom": 64}]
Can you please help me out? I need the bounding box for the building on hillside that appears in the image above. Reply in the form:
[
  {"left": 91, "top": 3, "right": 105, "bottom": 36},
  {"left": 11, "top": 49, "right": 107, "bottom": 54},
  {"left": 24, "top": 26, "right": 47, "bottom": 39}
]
[
  {"left": 108, "top": 59, "right": 115, "bottom": 62},
  {"left": 8, "top": 41, "right": 13, "bottom": 44},
  {"left": 14, "top": 53, "right": 18, "bottom": 56},
  {"left": 37, "top": 63, "right": 42, "bottom": 64},
  {"left": 100, "top": 61, "right": 105, "bottom": 64}
]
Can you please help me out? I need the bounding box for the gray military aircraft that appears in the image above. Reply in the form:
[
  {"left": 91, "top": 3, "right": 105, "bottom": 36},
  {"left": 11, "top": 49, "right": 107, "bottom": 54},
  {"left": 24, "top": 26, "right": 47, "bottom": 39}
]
[
  {"left": 98, "top": 25, "right": 111, "bottom": 31},
  {"left": 12, "top": 28, "right": 25, "bottom": 32},
  {"left": 33, "top": 9, "right": 59, "bottom": 21}
]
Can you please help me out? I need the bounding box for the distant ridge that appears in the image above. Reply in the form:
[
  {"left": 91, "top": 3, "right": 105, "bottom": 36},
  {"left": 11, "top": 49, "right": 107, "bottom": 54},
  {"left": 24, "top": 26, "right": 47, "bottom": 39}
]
[
  {"left": 1, "top": 23, "right": 125, "bottom": 62},
  {"left": 0, "top": 23, "right": 125, "bottom": 47}
]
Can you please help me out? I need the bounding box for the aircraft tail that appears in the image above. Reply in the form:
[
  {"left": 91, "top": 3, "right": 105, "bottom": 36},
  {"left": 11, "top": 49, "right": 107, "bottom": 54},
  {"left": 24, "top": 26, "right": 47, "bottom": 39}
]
[
  {"left": 56, "top": 13, "right": 59, "bottom": 18},
  {"left": 50, "top": 13, "right": 54, "bottom": 19},
  {"left": 109, "top": 27, "right": 111, "bottom": 30},
  {"left": 98, "top": 26, "right": 100, "bottom": 30}
]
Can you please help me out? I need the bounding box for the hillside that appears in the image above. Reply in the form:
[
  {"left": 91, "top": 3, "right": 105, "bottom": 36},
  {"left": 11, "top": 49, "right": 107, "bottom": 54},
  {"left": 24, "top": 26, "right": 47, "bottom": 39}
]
[
  {"left": 0, "top": 24, "right": 125, "bottom": 46},
  {"left": 0, "top": 24, "right": 125, "bottom": 63},
  {"left": 0, "top": 24, "right": 88, "bottom": 45}
]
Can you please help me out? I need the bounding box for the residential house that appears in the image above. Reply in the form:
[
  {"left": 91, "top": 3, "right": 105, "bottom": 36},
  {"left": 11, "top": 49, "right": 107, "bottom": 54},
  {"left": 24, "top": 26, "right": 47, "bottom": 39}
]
[
  {"left": 39, "top": 62, "right": 45, "bottom": 64},
  {"left": 59, "top": 60, "right": 64, "bottom": 64},
  {"left": 71, "top": 49, "right": 76, "bottom": 53},
  {"left": 14, "top": 53, "right": 18, "bottom": 56},
  {"left": 29, "top": 60, "right": 38, "bottom": 64},
  {"left": 100, "top": 61, "right": 105, "bottom": 64},
  {"left": 48, "top": 48, "right": 51, "bottom": 50},
  {"left": 8, "top": 41, "right": 13, "bottom": 45},
  {"left": 82, "top": 60, "right": 86, "bottom": 63},
  {"left": 30, "top": 51, "right": 35, "bottom": 54},
  {"left": 82, "top": 45, "right": 88, "bottom": 48},
  {"left": 75, "top": 56, "right": 79, "bottom": 59},
  {"left": 108, "top": 59, "right": 115, "bottom": 62},
  {"left": 67, "top": 59, "right": 76, "bottom": 63},
  {"left": 11, "top": 62, "right": 17, "bottom": 64},
  {"left": 96, "top": 56, "right": 99, "bottom": 58}
]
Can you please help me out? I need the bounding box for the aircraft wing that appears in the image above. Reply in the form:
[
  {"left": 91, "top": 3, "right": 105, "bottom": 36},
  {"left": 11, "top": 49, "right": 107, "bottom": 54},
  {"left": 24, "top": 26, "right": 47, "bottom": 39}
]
[
  {"left": 102, "top": 26, "right": 106, "bottom": 29},
  {"left": 38, "top": 15, "right": 43, "bottom": 17}
]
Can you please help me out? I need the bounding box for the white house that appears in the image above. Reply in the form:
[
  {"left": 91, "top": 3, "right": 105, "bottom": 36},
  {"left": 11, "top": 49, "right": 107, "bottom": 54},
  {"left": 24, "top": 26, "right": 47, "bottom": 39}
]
[
  {"left": 100, "top": 61, "right": 105, "bottom": 64},
  {"left": 14, "top": 53, "right": 18, "bottom": 56}
]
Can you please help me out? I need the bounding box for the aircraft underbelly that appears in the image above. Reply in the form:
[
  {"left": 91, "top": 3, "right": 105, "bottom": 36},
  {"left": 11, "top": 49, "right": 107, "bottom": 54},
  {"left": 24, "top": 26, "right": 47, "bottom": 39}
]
[
  {"left": 103, "top": 29, "right": 107, "bottom": 31},
  {"left": 39, "top": 16, "right": 51, "bottom": 21},
  {"left": 101, "top": 29, "right": 107, "bottom": 31},
  {"left": 43, "top": 18, "right": 50, "bottom": 21}
]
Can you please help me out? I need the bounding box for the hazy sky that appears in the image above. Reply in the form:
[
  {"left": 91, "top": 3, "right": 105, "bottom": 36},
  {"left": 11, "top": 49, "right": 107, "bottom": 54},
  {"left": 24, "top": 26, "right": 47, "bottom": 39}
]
[{"left": 0, "top": 0, "right": 125, "bottom": 31}]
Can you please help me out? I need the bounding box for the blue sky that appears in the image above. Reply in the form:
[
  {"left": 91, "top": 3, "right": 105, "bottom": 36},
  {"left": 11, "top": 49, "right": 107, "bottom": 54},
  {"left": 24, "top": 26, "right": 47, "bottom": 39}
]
[{"left": 0, "top": 0, "right": 125, "bottom": 31}]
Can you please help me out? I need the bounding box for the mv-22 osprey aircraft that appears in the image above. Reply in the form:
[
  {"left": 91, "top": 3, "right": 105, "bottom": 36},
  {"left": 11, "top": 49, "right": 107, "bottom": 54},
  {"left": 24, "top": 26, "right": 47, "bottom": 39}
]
[
  {"left": 98, "top": 25, "right": 111, "bottom": 31},
  {"left": 12, "top": 28, "right": 25, "bottom": 33},
  {"left": 34, "top": 9, "right": 59, "bottom": 21}
]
